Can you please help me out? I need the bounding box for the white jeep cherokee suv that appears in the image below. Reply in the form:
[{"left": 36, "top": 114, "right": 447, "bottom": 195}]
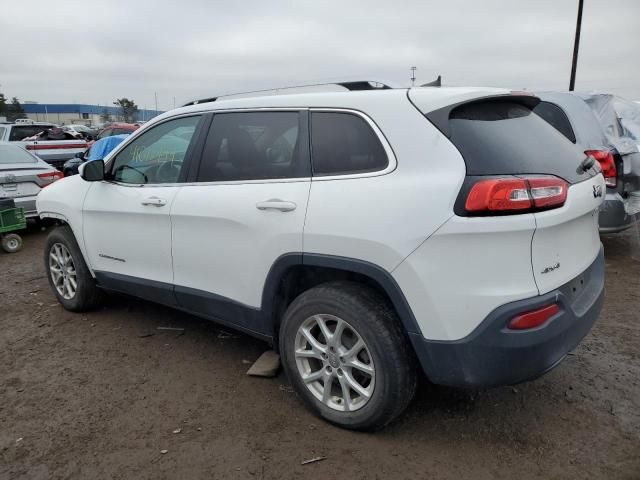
[{"left": 37, "top": 84, "right": 606, "bottom": 430}]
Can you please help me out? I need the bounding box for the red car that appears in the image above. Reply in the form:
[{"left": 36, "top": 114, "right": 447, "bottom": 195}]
[{"left": 89, "top": 123, "right": 139, "bottom": 147}]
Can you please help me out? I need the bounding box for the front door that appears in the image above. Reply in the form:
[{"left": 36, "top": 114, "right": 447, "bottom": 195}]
[{"left": 82, "top": 114, "right": 204, "bottom": 303}]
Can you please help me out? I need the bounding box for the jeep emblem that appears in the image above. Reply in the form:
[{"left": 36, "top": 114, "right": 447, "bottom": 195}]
[{"left": 593, "top": 184, "right": 603, "bottom": 198}]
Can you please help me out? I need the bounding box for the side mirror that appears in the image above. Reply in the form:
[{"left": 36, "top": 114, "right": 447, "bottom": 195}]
[{"left": 79, "top": 160, "right": 105, "bottom": 182}]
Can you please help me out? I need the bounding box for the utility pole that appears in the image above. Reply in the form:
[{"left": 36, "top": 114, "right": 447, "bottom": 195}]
[
  {"left": 569, "top": 0, "right": 584, "bottom": 91},
  {"left": 173, "top": 96, "right": 176, "bottom": 109},
  {"left": 410, "top": 66, "right": 417, "bottom": 86},
  {"left": 154, "top": 92, "right": 158, "bottom": 115}
]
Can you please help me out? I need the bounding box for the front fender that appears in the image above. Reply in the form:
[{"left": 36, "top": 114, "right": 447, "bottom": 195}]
[{"left": 37, "top": 175, "right": 95, "bottom": 276}]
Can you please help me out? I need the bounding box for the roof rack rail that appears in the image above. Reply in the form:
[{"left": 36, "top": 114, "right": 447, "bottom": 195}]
[{"left": 182, "top": 80, "right": 394, "bottom": 107}]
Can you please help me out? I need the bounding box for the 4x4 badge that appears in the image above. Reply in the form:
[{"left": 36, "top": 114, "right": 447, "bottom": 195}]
[
  {"left": 541, "top": 262, "right": 560, "bottom": 274},
  {"left": 593, "top": 184, "right": 603, "bottom": 198}
]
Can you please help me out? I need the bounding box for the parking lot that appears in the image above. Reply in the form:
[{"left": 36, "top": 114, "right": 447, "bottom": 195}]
[{"left": 0, "top": 225, "right": 638, "bottom": 479}]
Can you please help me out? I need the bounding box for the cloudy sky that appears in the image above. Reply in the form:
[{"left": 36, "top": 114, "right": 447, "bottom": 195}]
[{"left": 1, "top": 0, "right": 638, "bottom": 110}]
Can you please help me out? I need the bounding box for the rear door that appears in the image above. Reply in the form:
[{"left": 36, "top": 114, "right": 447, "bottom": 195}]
[{"left": 170, "top": 110, "right": 311, "bottom": 335}]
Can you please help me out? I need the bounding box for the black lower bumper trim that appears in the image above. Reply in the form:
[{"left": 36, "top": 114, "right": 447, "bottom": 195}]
[
  {"left": 599, "top": 195, "right": 639, "bottom": 233},
  {"left": 411, "top": 245, "right": 605, "bottom": 388}
]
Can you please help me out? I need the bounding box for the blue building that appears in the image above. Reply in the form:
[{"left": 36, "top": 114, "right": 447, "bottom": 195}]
[{"left": 21, "top": 103, "right": 163, "bottom": 126}]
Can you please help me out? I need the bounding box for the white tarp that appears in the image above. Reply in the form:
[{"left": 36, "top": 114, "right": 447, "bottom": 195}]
[
  {"left": 613, "top": 97, "right": 640, "bottom": 146},
  {"left": 578, "top": 93, "right": 640, "bottom": 155}
]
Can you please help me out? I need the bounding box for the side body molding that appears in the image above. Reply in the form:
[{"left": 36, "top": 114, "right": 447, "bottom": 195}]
[{"left": 94, "top": 253, "right": 422, "bottom": 345}]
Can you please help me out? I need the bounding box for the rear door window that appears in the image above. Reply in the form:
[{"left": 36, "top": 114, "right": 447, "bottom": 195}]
[
  {"left": 197, "top": 111, "right": 310, "bottom": 182},
  {"left": 310, "top": 112, "right": 388, "bottom": 176},
  {"left": 533, "top": 101, "right": 577, "bottom": 143}
]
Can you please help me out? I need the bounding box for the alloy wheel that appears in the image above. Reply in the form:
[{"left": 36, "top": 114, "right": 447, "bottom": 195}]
[
  {"left": 294, "top": 314, "right": 375, "bottom": 412},
  {"left": 49, "top": 243, "right": 77, "bottom": 300}
]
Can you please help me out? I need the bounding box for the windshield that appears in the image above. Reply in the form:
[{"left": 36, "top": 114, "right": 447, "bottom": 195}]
[{"left": 0, "top": 144, "right": 38, "bottom": 164}]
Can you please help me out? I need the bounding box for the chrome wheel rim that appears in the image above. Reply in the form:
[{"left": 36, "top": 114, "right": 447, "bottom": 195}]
[
  {"left": 294, "top": 314, "right": 375, "bottom": 412},
  {"left": 49, "top": 243, "right": 77, "bottom": 300},
  {"left": 6, "top": 238, "right": 19, "bottom": 250}
]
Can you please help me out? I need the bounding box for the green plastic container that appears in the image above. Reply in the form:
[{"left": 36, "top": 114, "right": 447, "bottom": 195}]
[{"left": 0, "top": 207, "right": 27, "bottom": 234}]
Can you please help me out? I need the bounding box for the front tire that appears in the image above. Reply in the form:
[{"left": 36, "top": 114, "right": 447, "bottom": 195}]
[
  {"left": 44, "top": 226, "right": 103, "bottom": 311},
  {"left": 279, "top": 281, "right": 417, "bottom": 431}
]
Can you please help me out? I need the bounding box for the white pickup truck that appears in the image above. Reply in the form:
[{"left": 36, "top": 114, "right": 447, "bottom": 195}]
[{"left": 0, "top": 122, "right": 87, "bottom": 170}]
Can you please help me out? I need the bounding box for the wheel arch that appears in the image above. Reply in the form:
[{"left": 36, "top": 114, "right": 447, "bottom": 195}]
[
  {"left": 41, "top": 215, "right": 96, "bottom": 278},
  {"left": 262, "top": 253, "right": 422, "bottom": 342}
]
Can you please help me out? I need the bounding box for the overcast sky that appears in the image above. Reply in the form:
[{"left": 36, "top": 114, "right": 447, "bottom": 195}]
[{"left": 1, "top": 0, "right": 638, "bottom": 110}]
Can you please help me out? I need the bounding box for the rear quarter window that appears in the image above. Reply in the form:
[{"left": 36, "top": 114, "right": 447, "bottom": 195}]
[{"left": 310, "top": 112, "right": 388, "bottom": 176}]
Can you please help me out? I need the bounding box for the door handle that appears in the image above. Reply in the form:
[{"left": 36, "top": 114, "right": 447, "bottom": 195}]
[
  {"left": 256, "top": 199, "right": 297, "bottom": 212},
  {"left": 141, "top": 196, "right": 167, "bottom": 207}
]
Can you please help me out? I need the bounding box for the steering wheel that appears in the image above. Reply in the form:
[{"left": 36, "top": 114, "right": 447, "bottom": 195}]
[{"left": 155, "top": 161, "right": 183, "bottom": 183}]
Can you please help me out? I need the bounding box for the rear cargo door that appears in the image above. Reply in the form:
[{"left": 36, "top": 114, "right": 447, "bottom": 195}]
[
  {"left": 409, "top": 91, "right": 605, "bottom": 295},
  {"left": 531, "top": 174, "right": 604, "bottom": 294}
]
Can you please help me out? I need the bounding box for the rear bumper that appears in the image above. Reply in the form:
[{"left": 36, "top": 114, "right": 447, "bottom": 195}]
[
  {"left": 411, "top": 245, "right": 604, "bottom": 388},
  {"left": 13, "top": 196, "right": 38, "bottom": 218},
  {"left": 599, "top": 192, "right": 640, "bottom": 233}
]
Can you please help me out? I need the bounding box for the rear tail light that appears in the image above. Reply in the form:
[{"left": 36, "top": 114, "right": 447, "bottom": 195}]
[
  {"left": 465, "top": 176, "right": 567, "bottom": 214},
  {"left": 37, "top": 171, "right": 64, "bottom": 186},
  {"left": 508, "top": 304, "right": 559, "bottom": 330},
  {"left": 585, "top": 150, "right": 616, "bottom": 187}
]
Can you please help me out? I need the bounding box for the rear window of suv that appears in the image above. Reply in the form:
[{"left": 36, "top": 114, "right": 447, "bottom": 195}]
[
  {"left": 310, "top": 112, "right": 388, "bottom": 176},
  {"left": 447, "top": 99, "right": 588, "bottom": 184}
]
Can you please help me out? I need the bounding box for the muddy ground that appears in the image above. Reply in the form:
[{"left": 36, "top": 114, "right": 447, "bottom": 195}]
[{"left": 1, "top": 225, "right": 639, "bottom": 479}]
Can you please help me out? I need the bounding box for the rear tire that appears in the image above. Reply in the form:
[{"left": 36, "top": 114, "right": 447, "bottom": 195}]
[
  {"left": 44, "top": 226, "right": 103, "bottom": 311},
  {"left": 1, "top": 234, "right": 22, "bottom": 253},
  {"left": 279, "top": 281, "right": 417, "bottom": 431}
]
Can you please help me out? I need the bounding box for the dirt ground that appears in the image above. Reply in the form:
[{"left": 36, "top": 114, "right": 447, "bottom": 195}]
[{"left": 1, "top": 225, "right": 639, "bottom": 480}]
